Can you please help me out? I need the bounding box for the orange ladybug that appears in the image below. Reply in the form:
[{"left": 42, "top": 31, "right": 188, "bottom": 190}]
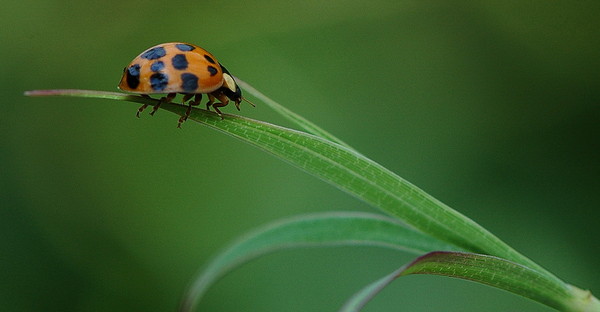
[{"left": 118, "top": 42, "right": 253, "bottom": 127}]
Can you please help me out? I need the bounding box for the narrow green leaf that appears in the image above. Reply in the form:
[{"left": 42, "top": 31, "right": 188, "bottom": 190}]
[
  {"left": 25, "top": 89, "right": 139, "bottom": 101},
  {"left": 26, "top": 89, "right": 553, "bottom": 274},
  {"left": 163, "top": 96, "right": 546, "bottom": 274},
  {"left": 341, "top": 251, "right": 600, "bottom": 312},
  {"left": 235, "top": 78, "right": 356, "bottom": 151},
  {"left": 178, "top": 212, "right": 458, "bottom": 312}
]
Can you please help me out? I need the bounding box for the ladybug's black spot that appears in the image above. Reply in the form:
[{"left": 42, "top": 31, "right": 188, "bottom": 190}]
[
  {"left": 204, "top": 54, "right": 216, "bottom": 64},
  {"left": 207, "top": 65, "right": 218, "bottom": 76},
  {"left": 128, "top": 64, "right": 140, "bottom": 76},
  {"left": 150, "top": 61, "right": 164, "bottom": 72},
  {"left": 126, "top": 64, "right": 141, "bottom": 89},
  {"left": 141, "top": 47, "right": 166, "bottom": 60},
  {"left": 150, "top": 73, "right": 168, "bottom": 91},
  {"left": 172, "top": 54, "right": 188, "bottom": 70},
  {"left": 176, "top": 43, "right": 195, "bottom": 51},
  {"left": 181, "top": 73, "right": 199, "bottom": 92}
]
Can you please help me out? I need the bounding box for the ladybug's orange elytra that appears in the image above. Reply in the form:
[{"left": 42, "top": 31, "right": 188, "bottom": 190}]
[{"left": 118, "top": 42, "right": 253, "bottom": 127}]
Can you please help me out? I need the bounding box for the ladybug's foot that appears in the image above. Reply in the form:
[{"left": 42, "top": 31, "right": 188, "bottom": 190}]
[
  {"left": 177, "top": 104, "right": 193, "bottom": 128},
  {"left": 205, "top": 102, "right": 223, "bottom": 119},
  {"left": 176, "top": 93, "right": 200, "bottom": 128},
  {"left": 136, "top": 104, "right": 149, "bottom": 118},
  {"left": 136, "top": 94, "right": 153, "bottom": 117},
  {"left": 212, "top": 102, "right": 227, "bottom": 120},
  {"left": 213, "top": 106, "right": 224, "bottom": 120},
  {"left": 177, "top": 116, "right": 186, "bottom": 128},
  {"left": 149, "top": 103, "right": 161, "bottom": 116}
]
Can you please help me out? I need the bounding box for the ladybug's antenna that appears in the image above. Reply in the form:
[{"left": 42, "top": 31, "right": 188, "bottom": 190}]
[{"left": 242, "top": 97, "right": 256, "bottom": 107}]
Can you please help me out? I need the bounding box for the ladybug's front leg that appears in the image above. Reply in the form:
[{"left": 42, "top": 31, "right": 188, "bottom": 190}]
[
  {"left": 212, "top": 99, "right": 229, "bottom": 117},
  {"left": 205, "top": 94, "right": 223, "bottom": 119},
  {"left": 207, "top": 92, "right": 230, "bottom": 119}
]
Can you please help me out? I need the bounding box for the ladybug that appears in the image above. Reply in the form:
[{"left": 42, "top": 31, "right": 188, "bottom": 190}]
[{"left": 118, "top": 42, "right": 253, "bottom": 127}]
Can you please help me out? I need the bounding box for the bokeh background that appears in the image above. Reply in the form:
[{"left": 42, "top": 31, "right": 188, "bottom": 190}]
[{"left": 2, "top": 1, "right": 598, "bottom": 311}]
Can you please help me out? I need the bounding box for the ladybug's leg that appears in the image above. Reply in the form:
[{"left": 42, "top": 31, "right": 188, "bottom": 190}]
[
  {"left": 177, "top": 93, "right": 202, "bottom": 128},
  {"left": 211, "top": 93, "right": 230, "bottom": 118},
  {"left": 191, "top": 93, "right": 202, "bottom": 106},
  {"left": 136, "top": 94, "right": 153, "bottom": 118},
  {"left": 176, "top": 93, "right": 194, "bottom": 128},
  {"left": 150, "top": 93, "right": 176, "bottom": 116},
  {"left": 206, "top": 94, "right": 216, "bottom": 112},
  {"left": 181, "top": 93, "right": 194, "bottom": 103}
]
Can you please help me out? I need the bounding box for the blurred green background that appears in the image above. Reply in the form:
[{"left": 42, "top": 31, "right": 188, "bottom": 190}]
[{"left": 2, "top": 1, "right": 598, "bottom": 311}]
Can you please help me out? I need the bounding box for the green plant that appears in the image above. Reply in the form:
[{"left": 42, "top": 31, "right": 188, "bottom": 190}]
[{"left": 25, "top": 85, "right": 599, "bottom": 312}]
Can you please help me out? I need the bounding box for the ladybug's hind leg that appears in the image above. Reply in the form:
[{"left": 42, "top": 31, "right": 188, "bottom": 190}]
[
  {"left": 177, "top": 93, "right": 202, "bottom": 128},
  {"left": 136, "top": 94, "right": 153, "bottom": 118},
  {"left": 150, "top": 93, "right": 176, "bottom": 116}
]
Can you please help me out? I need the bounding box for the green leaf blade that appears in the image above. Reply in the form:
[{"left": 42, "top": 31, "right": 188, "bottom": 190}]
[
  {"left": 179, "top": 212, "right": 458, "bottom": 312},
  {"left": 176, "top": 106, "right": 540, "bottom": 271},
  {"left": 235, "top": 78, "right": 356, "bottom": 151},
  {"left": 342, "top": 252, "right": 598, "bottom": 312},
  {"left": 403, "top": 252, "right": 571, "bottom": 309}
]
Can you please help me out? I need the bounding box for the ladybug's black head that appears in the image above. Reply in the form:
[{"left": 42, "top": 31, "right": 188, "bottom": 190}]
[
  {"left": 219, "top": 64, "right": 243, "bottom": 109},
  {"left": 219, "top": 64, "right": 255, "bottom": 110},
  {"left": 223, "top": 81, "right": 242, "bottom": 105}
]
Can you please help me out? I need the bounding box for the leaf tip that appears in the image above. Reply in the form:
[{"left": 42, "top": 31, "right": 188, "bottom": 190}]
[{"left": 24, "top": 90, "right": 61, "bottom": 97}]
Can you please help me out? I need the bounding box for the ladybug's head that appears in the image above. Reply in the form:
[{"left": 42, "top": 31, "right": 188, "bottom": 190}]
[
  {"left": 222, "top": 73, "right": 243, "bottom": 109},
  {"left": 220, "top": 65, "right": 254, "bottom": 110}
]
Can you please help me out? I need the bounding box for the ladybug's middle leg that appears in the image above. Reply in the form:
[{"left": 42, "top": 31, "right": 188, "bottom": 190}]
[{"left": 205, "top": 94, "right": 215, "bottom": 112}]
